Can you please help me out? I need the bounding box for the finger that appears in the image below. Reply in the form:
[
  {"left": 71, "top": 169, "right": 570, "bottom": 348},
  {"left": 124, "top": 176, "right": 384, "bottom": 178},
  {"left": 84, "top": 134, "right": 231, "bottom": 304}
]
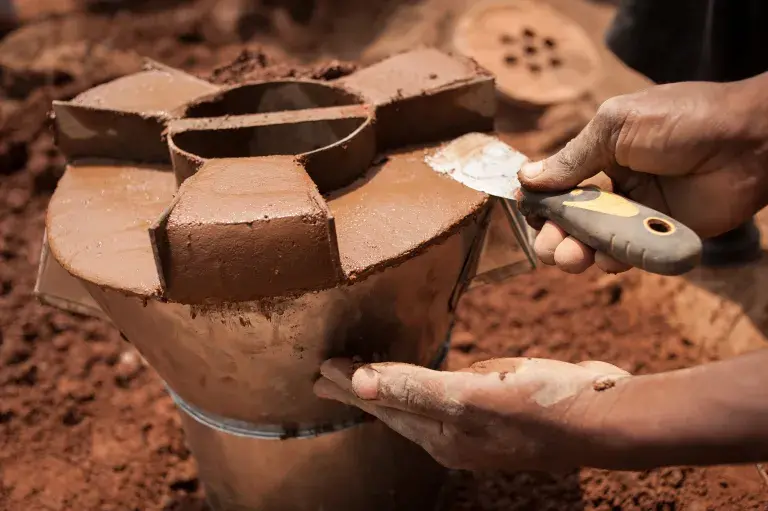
[
  {"left": 533, "top": 221, "right": 567, "bottom": 265},
  {"left": 554, "top": 236, "right": 595, "bottom": 274},
  {"left": 594, "top": 251, "right": 632, "bottom": 274},
  {"left": 525, "top": 214, "right": 546, "bottom": 231},
  {"left": 577, "top": 361, "right": 631, "bottom": 376},
  {"left": 319, "top": 358, "right": 358, "bottom": 393},
  {"left": 314, "top": 377, "right": 443, "bottom": 447},
  {"left": 350, "top": 363, "right": 466, "bottom": 420},
  {"left": 314, "top": 376, "right": 350, "bottom": 402},
  {"left": 519, "top": 102, "right": 622, "bottom": 192}
]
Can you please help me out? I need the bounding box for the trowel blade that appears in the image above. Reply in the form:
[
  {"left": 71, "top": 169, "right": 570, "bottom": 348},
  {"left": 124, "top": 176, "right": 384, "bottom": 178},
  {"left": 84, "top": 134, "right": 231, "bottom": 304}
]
[
  {"left": 428, "top": 133, "right": 704, "bottom": 277},
  {"left": 424, "top": 132, "right": 527, "bottom": 200}
]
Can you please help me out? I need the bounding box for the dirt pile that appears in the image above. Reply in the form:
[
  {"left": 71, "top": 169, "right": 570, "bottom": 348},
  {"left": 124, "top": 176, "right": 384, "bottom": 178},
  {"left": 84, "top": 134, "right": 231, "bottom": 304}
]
[{"left": 0, "top": 1, "right": 766, "bottom": 510}]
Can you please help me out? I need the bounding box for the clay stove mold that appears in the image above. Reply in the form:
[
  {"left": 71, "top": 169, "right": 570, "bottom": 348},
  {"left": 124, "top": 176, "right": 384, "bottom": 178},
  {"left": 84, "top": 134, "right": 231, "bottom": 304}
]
[
  {"left": 37, "top": 47, "right": 535, "bottom": 511},
  {"left": 42, "top": 48, "right": 500, "bottom": 427},
  {"left": 46, "top": 49, "right": 494, "bottom": 306}
]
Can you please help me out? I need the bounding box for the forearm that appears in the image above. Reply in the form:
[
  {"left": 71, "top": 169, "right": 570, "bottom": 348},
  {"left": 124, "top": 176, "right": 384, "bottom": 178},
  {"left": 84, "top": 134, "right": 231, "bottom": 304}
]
[{"left": 582, "top": 349, "right": 768, "bottom": 470}]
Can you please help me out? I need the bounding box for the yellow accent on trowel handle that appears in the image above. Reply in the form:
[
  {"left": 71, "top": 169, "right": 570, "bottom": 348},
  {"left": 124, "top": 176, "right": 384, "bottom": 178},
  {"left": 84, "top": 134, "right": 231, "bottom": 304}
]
[
  {"left": 517, "top": 186, "right": 702, "bottom": 275},
  {"left": 562, "top": 189, "right": 639, "bottom": 218}
]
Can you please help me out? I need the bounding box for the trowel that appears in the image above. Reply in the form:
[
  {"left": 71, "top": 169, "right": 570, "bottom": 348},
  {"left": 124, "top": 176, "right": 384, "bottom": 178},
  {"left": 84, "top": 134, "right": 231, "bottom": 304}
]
[{"left": 426, "top": 132, "right": 702, "bottom": 275}]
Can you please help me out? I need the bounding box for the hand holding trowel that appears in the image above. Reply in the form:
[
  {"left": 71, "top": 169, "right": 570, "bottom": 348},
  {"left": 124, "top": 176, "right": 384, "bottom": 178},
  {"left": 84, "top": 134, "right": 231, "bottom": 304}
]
[{"left": 426, "top": 133, "right": 702, "bottom": 275}]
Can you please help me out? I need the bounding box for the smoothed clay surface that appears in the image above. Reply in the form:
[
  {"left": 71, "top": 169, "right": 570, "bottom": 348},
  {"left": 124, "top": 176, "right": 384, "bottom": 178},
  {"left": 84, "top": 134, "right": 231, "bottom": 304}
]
[
  {"left": 70, "top": 69, "right": 217, "bottom": 115},
  {"left": 338, "top": 48, "right": 489, "bottom": 105},
  {"left": 329, "top": 148, "right": 488, "bottom": 278},
  {"left": 155, "top": 157, "right": 341, "bottom": 303},
  {"left": 53, "top": 67, "right": 219, "bottom": 163},
  {"left": 337, "top": 48, "right": 496, "bottom": 149},
  {"left": 46, "top": 162, "right": 176, "bottom": 296}
]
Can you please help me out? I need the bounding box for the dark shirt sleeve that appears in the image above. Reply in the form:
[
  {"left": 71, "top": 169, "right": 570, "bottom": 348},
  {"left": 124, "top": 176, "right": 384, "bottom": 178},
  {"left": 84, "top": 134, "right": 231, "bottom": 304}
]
[{"left": 606, "top": 0, "right": 768, "bottom": 84}]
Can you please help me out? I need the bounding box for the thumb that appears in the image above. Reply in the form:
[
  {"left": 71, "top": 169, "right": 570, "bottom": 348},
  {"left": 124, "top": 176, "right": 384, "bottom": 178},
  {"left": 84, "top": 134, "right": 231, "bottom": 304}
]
[
  {"left": 351, "top": 362, "right": 467, "bottom": 419},
  {"left": 519, "top": 103, "right": 623, "bottom": 192}
]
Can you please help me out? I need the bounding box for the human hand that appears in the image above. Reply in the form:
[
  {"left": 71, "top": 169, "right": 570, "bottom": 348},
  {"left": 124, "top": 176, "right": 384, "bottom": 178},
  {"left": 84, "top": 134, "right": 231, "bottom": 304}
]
[
  {"left": 314, "top": 357, "right": 631, "bottom": 472},
  {"left": 519, "top": 74, "right": 768, "bottom": 274}
]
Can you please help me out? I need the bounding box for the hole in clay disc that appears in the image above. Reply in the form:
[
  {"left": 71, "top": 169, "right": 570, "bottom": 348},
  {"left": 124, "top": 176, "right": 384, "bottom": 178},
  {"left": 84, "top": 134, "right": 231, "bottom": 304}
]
[
  {"left": 543, "top": 37, "right": 557, "bottom": 49},
  {"left": 528, "top": 63, "right": 542, "bottom": 73},
  {"left": 645, "top": 218, "right": 674, "bottom": 234},
  {"left": 524, "top": 45, "right": 537, "bottom": 56},
  {"left": 522, "top": 27, "right": 536, "bottom": 38},
  {"left": 500, "top": 34, "right": 516, "bottom": 44},
  {"left": 550, "top": 57, "right": 562, "bottom": 68},
  {"left": 504, "top": 54, "right": 519, "bottom": 66}
]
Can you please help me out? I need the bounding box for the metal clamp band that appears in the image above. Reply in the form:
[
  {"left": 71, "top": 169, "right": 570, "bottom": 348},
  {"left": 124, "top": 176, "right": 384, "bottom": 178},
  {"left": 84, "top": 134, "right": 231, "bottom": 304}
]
[{"left": 168, "top": 325, "right": 454, "bottom": 440}]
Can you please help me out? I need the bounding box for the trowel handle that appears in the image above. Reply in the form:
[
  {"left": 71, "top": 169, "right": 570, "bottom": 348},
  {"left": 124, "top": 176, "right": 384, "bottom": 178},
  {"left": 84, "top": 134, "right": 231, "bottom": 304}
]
[{"left": 516, "top": 186, "right": 702, "bottom": 275}]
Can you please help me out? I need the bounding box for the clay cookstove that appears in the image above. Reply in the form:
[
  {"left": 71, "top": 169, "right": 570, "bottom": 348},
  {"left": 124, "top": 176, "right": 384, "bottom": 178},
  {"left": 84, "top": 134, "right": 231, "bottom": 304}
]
[{"left": 37, "top": 49, "right": 533, "bottom": 510}]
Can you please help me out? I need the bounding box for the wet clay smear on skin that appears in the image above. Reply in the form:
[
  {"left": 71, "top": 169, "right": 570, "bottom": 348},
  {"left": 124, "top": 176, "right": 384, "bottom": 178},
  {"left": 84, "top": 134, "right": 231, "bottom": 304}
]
[{"left": 46, "top": 48, "right": 493, "bottom": 304}]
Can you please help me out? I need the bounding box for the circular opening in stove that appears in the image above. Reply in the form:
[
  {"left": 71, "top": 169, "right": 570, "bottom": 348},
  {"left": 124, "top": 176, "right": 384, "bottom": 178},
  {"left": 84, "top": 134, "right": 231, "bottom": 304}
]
[
  {"left": 172, "top": 117, "right": 368, "bottom": 159},
  {"left": 183, "top": 81, "right": 364, "bottom": 118}
]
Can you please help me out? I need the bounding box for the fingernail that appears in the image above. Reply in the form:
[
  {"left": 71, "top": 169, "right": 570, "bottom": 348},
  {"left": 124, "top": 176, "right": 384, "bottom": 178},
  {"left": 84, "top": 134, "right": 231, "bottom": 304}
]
[
  {"left": 520, "top": 161, "right": 544, "bottom": 179},
  {"left": 351, "top": 367, "right": 380, "bottom": 400},
  {"left": 313, "top": 378, "right": 331, "bottom": 399}
]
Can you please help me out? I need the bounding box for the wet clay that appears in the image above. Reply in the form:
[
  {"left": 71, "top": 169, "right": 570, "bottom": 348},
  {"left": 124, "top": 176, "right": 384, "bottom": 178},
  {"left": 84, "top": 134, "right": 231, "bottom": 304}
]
[
  {"left": 53, "top": 65, "right": 219, "bottom": 163},
  {"left": 338, "top": 48, "right": 496, "bottom": 149},
  {"left": 152, "top": 157, "right": 342, "bottom": 304},
  {"left": 328, "top": 147, "right": 490, "bottom": 279},
  {"left": 46, "top": 162, "right": 175, "bottom": 296},
  {"left": 46, "top": 49, "right": 493, "bottom": 304},
  {"left": 69, "top": 66, "right": 216, "bottom": 114}
]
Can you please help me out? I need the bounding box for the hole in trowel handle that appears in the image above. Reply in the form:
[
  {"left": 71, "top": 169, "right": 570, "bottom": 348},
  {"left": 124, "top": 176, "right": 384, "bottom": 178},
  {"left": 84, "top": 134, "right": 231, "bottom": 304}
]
[{"left": 644, "top": 217, "right": 675, "bottom": 236}]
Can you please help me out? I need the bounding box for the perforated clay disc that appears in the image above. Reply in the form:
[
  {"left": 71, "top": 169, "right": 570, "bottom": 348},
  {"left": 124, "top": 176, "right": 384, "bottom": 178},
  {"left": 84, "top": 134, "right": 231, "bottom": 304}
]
[{"left": 452, "top": 0, "right": 603, "bottom": 106}]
